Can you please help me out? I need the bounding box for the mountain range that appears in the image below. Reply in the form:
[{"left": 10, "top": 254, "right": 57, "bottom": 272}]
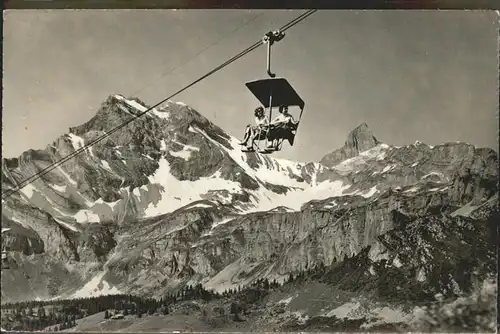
[{"left": 1, "top": 94, "right": 497, "bottom": 331}]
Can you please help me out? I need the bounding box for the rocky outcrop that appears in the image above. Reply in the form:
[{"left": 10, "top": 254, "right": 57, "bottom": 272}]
[
  {"left": 321, "top": 198, "right": 497, "bottom": 302},
  {"left": 320, "top": 123, "right": 380, "bottom": 167}
]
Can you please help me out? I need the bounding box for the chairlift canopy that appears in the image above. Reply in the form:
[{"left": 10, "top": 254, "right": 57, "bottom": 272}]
[{"left": 245, "top": 78, "right": 305, "bottom": 110}]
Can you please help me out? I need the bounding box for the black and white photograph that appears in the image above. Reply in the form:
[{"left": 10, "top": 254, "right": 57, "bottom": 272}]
[{"left": 1, "top": 8, "right": 498, "bottom": 333}]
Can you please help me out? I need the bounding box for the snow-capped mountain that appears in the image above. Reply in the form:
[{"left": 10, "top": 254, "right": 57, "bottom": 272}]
[
  {"left": 2, "top": 94, "right": 329, "bottom": 224},
  {"left": 1, "top": 95, "right": 497, "bottom": 331}
]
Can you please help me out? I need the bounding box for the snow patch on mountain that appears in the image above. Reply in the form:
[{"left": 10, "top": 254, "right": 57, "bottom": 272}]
[
  {"left": 254, "top": 179, "right": 351, "bottom": 212},
  {"left": 74, "top": 209, "right": 101, "bottom": 223},
  {"left": 381, "top": 164, "right": 396, "bottom": 173},
  {"left": 132, "top": 186, "right": 143, "bottom": 198},
  {"left": 53, "top": 217, "right": 79, "bottom": 232},
  {"left": 172, "top": 141, "right": 200, "bottom": 152},
  {"left": 404, "top": 186, "right": 420, "bottom": 193},
  {"left": 422, "top": 172, "right": 448, "bottom": 182},
  {"left": 203, "top": 260, "right": 249, "bottom": 293},
  {"left": 113, "top": 94, "right": 147, "bottom": 112},
  {"left": 160, "top": 140, "right": 167, "bottom": 151},
  {"left": 202, "top": 217, "right": 235, "bottom": 237},
  {"left": 71, "top": 272, "right": 121, "bottom": 299},
  {"left": 117, "top": 103, "right": 134, "bottom": 115},
  {"left": 50, "top": 184, "right": 68, "bottom": 193},
  {"left": 144, "top": 157, "right": 242, "bottom": 217},
  {"left": 94, "top": 197, "right": 121, "bottom": 209},
  {"left": 170, "top": 142, "right": 200, "bottom": 160},
  {"left": 362, "top": 186, "right": 378, "bottom": 197},
  {"left": 324, "top": 301, "right": 364, "bottom": 319},
  {"left": 184, "top": 201, "right": 215, "bottom": 210},
  {"left": 333, "top": 144, "right": 390, "bottom": 174},
  {"left": 278, "top": 296, "right": 295, "bottom": 305},
  {"left": 101, "top": 160, "right": 112, "bottom": 172},
  {"left": 361, "top": 306, "right": 409, "bottom": 329},
  {"left": 152, "top": 109, "right": 170, "bottom": 120},
  {"left": 450, "top": 201, "right": 478, "bottom": 217},
  {"left": 345, "top": 185, "right": 379, "bottom": 198},
  {"left": 20, "top": 184, "right": 37, "bottom": 199},
  {"left": 113, "top": 94, "right": 170, "bottom": 119},
  {"left": 67, "top": 133, "right": 85, "bottom": 150}
]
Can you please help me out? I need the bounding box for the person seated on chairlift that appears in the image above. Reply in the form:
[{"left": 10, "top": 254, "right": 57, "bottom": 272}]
[
  {"left": 239, "top": 106, "right": 269, "bottom": 148},
  {"left": 271, "top": 105, "right": 297, "bottom": 127},
  {"left": 266, "top": 105, "right": 298, "bottom": 150}
]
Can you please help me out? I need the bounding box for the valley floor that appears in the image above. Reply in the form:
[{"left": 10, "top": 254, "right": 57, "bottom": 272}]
[{"left": 63, "top": 279, "right": 497, "bottom": 333}]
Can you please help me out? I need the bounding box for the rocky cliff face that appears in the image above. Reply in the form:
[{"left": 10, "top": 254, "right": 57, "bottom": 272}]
[{"left": 1, "top": 93, "right": 497, "bottom": 333}]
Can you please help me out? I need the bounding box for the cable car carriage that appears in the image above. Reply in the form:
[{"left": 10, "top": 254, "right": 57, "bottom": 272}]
[{"left": 241, "top": 29, "right": 306, "bottom": 154}]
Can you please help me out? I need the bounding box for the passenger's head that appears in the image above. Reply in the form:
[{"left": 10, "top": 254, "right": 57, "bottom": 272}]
[
  {"left": 279, "top": 105, "right": 289, "bottom": 114},
  {"left": 254, "top": 106, "right": 264, "bottom": 118}
]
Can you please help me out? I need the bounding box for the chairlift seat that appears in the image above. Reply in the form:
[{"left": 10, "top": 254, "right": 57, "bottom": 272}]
[{"left": 245, "top": 78, "right": 305, "bottom": 151}]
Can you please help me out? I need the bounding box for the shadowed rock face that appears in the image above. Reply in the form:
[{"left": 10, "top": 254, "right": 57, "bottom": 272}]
[
  {"left": 320, "top": 123, "right": 380, "bottom": 167},
  {"left": 1, "top": 95, "right": 497, "bottom": 312},
  {"left": 101, "top": 171, "right": 496, "bottom": 299}
]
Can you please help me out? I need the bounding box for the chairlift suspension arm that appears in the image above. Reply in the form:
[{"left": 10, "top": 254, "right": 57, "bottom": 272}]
[
  {"left": 268, "top": 91, "right": 273, "bottom": 123},
  {"left": 263, "top": 30, "right": 285, "bottom": 78},
  {"left": 266, "top": 42, "right": 273, "bottom": 78},
  {"left": 294, "top": 106, "right": 305, "bottom": 134},
  {"left": 298, "top": 106, "right": 304, "bottom": 123}
]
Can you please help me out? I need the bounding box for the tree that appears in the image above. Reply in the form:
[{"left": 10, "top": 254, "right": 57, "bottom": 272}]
[
  {"left": 37, "top": 306, "right": 44, "bottom": 319},
  {"left": 263, "top": 278, "right": 270, "bottom": 290},
  {"left": 201, "top": 289, "right": 212, "bottom": 302}
]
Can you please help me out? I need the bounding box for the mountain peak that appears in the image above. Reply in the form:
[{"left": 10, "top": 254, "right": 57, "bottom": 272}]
[
  {"left": 68, "top": 94, "right": 202, "bottom": 136},
  {"left": 345, "top": 122, "right": 380, "bottom": 152},
  {"left": 319, "top": 122, "right": 381, "bottom": 167},
  {"left": 355, "top": 122, "right": 369, "bottom": 130}
]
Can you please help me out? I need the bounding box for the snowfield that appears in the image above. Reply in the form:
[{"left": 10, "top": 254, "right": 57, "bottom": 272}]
[
  {"left": 71, "top": 272, "right": 122, "bottom": 299},
  {"left": 142, "top": 125, "right": 355, "bottom": 216}
]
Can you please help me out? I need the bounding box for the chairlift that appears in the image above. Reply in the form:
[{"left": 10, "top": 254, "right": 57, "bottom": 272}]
[{"left": 243, "top": 30, "right": 306, "bottom": 154}]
